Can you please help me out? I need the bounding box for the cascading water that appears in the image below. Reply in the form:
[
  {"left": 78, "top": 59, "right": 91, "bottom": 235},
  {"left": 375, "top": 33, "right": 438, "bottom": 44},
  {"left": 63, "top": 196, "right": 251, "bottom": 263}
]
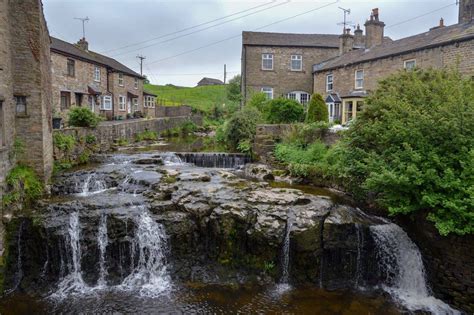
[
  {"left": 4, "top": 221, "right": 24, "bottom": 295},
  {"left": 176, "top": 152, "right": 251, "bottom": 168},
  {"left": 97, "top": 214, "right": 108, "bottom": 287},
  {"left": 52, "top": 212, "right": 88, "bottom": 298},
  {"left": 274, "top": 211, "right": 294, "bottom": 293},
  {"left": 354, "top": 223, "right": 364, "bottom": 288},
  {"left": 120, "top": 207, "right": 171, "bottom": 297},
  {"left": 370, "top": 224, "right": 460, "bottom": 315},
  {"left": 77, "top": 174, "right": 107, "bottom": 196}
]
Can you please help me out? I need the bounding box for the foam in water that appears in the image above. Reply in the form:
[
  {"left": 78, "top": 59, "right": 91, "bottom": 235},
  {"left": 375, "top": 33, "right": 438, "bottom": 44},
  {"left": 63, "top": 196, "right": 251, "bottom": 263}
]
[
  {"left": 161, "top": 153, "right": 184, "bottom": 166},
  {"left": 370, "top": 224, "right": 460, "bottom": 315},
  {"left": 77, "top": 174, "right": 107, "bottom": 196},
  {"left": 97, "top": 214, "right": 108, "bottom": 287},
  {"left": 120, "top": 207, "right": 171, "bottom": 297}
]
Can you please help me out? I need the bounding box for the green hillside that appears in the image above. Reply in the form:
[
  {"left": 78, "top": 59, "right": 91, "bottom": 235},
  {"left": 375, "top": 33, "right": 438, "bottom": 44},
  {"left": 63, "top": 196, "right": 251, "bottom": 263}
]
[{"left": 144, "top": 84, "right": 238, "bottom": 114}]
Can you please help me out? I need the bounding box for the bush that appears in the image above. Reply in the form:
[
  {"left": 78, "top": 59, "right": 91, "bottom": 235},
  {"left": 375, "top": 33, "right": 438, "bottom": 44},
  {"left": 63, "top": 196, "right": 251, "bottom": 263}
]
[
  {"left": 341, "top": 69, "right": 474, "bottom": 236},
  {"left": 247, "top": 92, "right": 268, "bottom": 113},
  {"left": 180, "top": 120, "right": 198, "bottom": 135},
  {"left": 282, "top": 122, "right": 330, "bottom": 147},
  {"left": 53, "top": 133, "right": 76, "bottom": 153},
  {"left": 2, "top": 165, "right": 43, "bottom": 209},
  {"left": 265, "top": 98, "right": 305, "bottom": 124},
  {"left": 85, "top": 135, "right": 97, "bottom": 144},
  {"left": 274, "top": 141, "right": 330, "bottom": 177},
  {"left": 224, "top": 107, "right": 262, "bottom": 150},
  {"left": 227, "top": 75, "right": 242, "bottom": 102},
  {"left": 135, "top": 130, "right": 158, "bottom": 142},
  {"left": 306, "top": 93, "right": 328, "bottom": 123},
  {"left": 68, "top": 107, "right": 101, "bottom": 128}
]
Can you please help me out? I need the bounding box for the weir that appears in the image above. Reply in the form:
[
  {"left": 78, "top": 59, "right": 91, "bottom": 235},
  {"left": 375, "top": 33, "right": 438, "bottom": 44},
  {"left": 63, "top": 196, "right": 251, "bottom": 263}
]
[{"left": 176, "top": 152, "right": 251, "bottom": 168}]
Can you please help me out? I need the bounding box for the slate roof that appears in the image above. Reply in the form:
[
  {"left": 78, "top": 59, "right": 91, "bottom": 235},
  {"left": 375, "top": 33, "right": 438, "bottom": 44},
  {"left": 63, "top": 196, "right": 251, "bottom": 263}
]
[
  {"left": 197, "top": 77, "right": 224, "bottom": 85},
  {"left": 50, "top": 37, "right": 143, "bottom": 78},
  {"left": 242, "top": 31, "right": 340, "bottom": 48},
  {"left": 313, "top": 22, "right": 474, "bottom": 73}
]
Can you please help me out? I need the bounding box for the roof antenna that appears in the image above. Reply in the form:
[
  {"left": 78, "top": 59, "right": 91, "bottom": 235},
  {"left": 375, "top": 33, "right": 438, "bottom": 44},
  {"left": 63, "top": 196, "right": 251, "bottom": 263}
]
[
  {"left": 337, "top": 7, "right": 354, "bottom": 31},
  {"left": 74, "top": 17, "right": 90, "bottom": 39}
]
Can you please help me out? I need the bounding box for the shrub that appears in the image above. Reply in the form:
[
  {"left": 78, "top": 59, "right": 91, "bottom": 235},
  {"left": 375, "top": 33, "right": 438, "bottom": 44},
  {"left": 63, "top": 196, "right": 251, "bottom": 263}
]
[
  {"left": 53, "top": 133, "right": 76, "bottom": 153},
  {"left": 180, "top": 120, "right": 198, "bottom": 135},
  {"left": 135, "top": 130, "right": 158, "bottom": 142},
  {"left": 306, "top": 93, "right": 329, "bottom": 123},
  {"left": 246, "top": 92, "right": 268, "bottom": 113},
  {"left": 226, "top": 75, "right": 242, "bottom": 102},
  {"left": 282, "top": 122, "right": 330, "bottom": 147},
  {"left": 2, "top": 165, "right": 43, "bottom": 209},
  {"left": 224, "top": 107, "right": 262, "bottom": 150},
  {"left": 265, "top": 98, "right": 304, "bottom": 124},
  {"left": 274, "top": 141, "right": 329, "bottom": 177},
  {"left": 68, "top": 107, "right": 101, "bottom": 128},
  {"left": 85, "top": 135, "right": 97, "bottom": 144},
  {"left": 341, "top": 68, "right": 474, "bottom": 236}
]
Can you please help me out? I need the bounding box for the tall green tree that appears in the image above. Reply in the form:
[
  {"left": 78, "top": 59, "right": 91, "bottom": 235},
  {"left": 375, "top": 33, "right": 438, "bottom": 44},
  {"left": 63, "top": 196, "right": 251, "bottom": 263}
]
[
  {"left": 306, "top": 93, "right": 328, "bottom": 123},
  {"left": 226, "top": 75, "right": 242, "bottom": 102}
]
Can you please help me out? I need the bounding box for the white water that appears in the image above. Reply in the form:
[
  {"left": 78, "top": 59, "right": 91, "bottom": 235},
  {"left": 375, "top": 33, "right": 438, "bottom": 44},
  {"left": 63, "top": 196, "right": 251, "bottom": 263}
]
[
  {"left": 274, "top": 212, "right": 294, "bottom": 294},
  {"left": 370, "top": 224, "right": 460, "bottom": 315},
  {"left": 97, "top": 214, "right": 108, "bottom": 287},
  {"left": 77, "top": 174, "right": 107, "bottom": 196},
  {"left": 355, "top": 224, "right": 364, "bottom": 288},
  {"left": 52, "top": 212, "right": 88, "bottom": 298},
  {"left": 120, "top": 207, "right": 171, "bottom": 297},
  {"left": 160, "top": 153, "right": 184, "bottom": 166}
]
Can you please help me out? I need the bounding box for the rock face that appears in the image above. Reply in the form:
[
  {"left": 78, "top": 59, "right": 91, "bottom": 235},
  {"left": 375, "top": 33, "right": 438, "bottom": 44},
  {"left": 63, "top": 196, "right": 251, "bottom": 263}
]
[{"left": 3, "top": 152, "right": 387, "bottom": 295}]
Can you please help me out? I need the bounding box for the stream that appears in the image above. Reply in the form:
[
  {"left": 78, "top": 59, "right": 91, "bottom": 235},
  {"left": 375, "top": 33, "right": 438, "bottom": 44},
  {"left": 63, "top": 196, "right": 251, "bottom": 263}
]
[{"left": 0, "top": 139, "right": 461, "bottom": 314}]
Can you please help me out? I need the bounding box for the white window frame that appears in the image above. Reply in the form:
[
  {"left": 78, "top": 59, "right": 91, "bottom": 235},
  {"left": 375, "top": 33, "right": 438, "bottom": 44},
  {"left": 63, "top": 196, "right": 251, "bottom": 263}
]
[
  {"left": 290, "top": 55, "right": 302, "bottom": 71},
  {"left": 118, "top": 95, "right": 126, "bottom": 111},
  {"left": 261, "top": 87, "right": 273, "bottom": 100},
  {"left": 118, "top": 73, "right": 124, "bottom": 86},
  {"left": 94, "top": 66, "right": 101, "bottom": 82},
  {"left": 261, "top": 54, "right": 273, "bottom": 71},
  {"left": 326, "top": 74, "right": 334, "bottom": 92},
  {"left": 101, "top": 95, "right": 112, "bottom": 111},
  {"left": 404, "top": 59, "right": 416, "bottom": 70},
  {"left": 355, "top": 70, "right": 364, "bottom": 89},
  {"left": 134, "top": 78, "right": 139, "bottom": 89},
  {"left": 133, "top": 98, "right": 139, "bottom": 111},
  {"left": 149, "top": 97, "right": 155, "bottom": 108}
]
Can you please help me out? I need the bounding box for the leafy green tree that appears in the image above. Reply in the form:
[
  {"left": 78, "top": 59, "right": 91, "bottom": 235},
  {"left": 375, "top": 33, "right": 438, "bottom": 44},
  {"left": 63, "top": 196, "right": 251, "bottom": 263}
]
[
  {"left": 226, "top": 75, "right": 242, "bottom": 102},
  {"left": 341, "top": 69, "right": 474, "bottom": 236},
  {"left": 247, "top": 92, "right": 268, "bottom": 113},
  {"left": 265, "top": 98, "right": 305, "bottom": 124},
  {"left": 224, "top": 106, "right": 262, "bottom": 150},
  {"left": 306, "top": 93, "right": 328, "bottom": 123}
]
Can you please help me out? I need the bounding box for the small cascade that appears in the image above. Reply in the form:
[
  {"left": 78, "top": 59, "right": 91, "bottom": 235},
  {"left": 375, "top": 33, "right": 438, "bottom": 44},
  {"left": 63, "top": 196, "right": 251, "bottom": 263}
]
[
  {"left": 5, "top": 221, "right": 24, "bottom": 295},
  {"left": 176, "top": 152, "right": 251, "bottom": 168},
  {"left": 160, "top": 152, "right": 184, "bottom": 166},
  {"left": 354, "top": 224, "right": 364, "bottom": 288},
  {"left": 120, "top": 207, "right": 171, "bottom": 297},
  {"left": 280, "top": 213, "right": 293, "bottom": 285},
  {"left": 77, "top": 174, "right": 107, "bottom": 196},
  {"left": 370, "top": 224, "right": 460, "bottom": 315},
  {"left": 53, "top": 212, "right": 88, "bottom": 298},
  {"left": 97, "top": 214, "right": 108, "bottom": 287}
]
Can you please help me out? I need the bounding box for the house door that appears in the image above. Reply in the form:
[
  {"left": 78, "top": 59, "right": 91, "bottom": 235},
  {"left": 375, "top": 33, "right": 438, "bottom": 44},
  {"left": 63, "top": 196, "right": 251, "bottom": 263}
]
[
  {"left": 127, "top": 98, "right": 132, "bottom": 114},
  {"left": 89, "top": 95, "right": 95, "bottom": 112}
]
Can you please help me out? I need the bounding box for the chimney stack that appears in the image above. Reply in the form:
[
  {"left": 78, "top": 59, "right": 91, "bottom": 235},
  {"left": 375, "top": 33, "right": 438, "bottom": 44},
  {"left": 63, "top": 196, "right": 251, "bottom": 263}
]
[
  {"left": 339, "top": 28, "right": 354, "bottom": 55},
  {"left": 364, "top": 8, "right": 385, "bottom": 48},
  {"left": 76, "top": 37, "right": 89, "bottom": 51},
  {"left": 353, "top": 24, "right": 364, "bottom": 48},
  {"left": 430, "top": 18, "right": 446, "bottom": 31},
  {"left": 459, "top": 0, "right": 474, "bottom": 24}
]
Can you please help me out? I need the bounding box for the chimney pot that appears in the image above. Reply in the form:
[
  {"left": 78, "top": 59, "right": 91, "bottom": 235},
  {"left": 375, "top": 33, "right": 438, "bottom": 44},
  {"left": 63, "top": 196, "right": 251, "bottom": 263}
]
[{"left": 77, "top": 37, "right": 89, "bottom": 51}]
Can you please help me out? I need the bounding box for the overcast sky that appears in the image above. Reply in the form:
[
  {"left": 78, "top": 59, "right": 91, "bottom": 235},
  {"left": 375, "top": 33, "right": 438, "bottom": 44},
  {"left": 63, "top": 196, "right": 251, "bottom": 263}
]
[{"left": 43, "top": 0, "right": 458, "bottom": 87}]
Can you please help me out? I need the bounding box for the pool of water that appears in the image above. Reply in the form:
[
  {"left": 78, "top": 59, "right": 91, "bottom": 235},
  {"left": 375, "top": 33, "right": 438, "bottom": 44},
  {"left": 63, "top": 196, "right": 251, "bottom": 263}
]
[{"left": 0, "top": 284, "right": 401, "bottom": 314}]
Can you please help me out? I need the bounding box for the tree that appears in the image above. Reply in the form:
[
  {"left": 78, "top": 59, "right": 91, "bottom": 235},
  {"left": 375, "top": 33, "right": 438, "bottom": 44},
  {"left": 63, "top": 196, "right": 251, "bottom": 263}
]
[
  {"left": 224, "top": 106, "right": 262, "bottom": 150},
  {"left": 247, "top": 92, "right": 268, "bottom": 113},
  {"left": 306, "top": 93, "right": 328, "bottom": 123},
  {"left": 143, "top": 75, "right": 150, "bottom": 84},
  {"left": 265, "top": 98, "right": 305, "bottom": 124},
  {"left": 226, "top": 75, "right": 242, "bottom": 102},
  {"left": 341, "top": 68, "right": 474, "bottom": 236}
]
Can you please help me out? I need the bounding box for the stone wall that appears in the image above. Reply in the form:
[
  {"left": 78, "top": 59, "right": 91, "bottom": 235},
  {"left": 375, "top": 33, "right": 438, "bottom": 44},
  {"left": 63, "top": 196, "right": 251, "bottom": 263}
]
[
  {"left": 253, "top": 124, "right": 340, "bottom": 163},
  {"left": 155, "top": 105, "right": 193, "bottom": 118},
  {"left": 242, "top": 45, "right": 339, "bottom": 101},
  {"left": 313, "top": 39, "right": 474, "bottom": 98},
  {"left": 54, "top": 115, "right": 202, "bottom": 160}
]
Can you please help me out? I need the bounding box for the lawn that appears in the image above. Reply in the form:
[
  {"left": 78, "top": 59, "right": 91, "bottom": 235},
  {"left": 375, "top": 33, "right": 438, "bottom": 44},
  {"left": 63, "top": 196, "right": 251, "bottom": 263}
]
[{"left": 144, "top": 84, "right": 238, "bottom": 114}]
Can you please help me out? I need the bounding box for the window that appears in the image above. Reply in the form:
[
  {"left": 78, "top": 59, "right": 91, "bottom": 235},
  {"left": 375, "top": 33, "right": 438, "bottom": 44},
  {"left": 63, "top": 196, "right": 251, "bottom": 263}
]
[
  {"left": 134, "top": 78, "right": 139, "bottom": 89},
  {"left": 355, "top": 70, "right": 364, "bottom": 89},
  {"left": 144, "top": 96, "right": 155, "bottom": 108},
  {"left": 291, "top": 55, "right": 302, "bottom": 71},
  {"left": 101, "top": 95, "right": 112, "bottom": 110},
  {"left": 118, "top": 95, "right": 126, "bottom": 111},
  {"left": 94, "top": 66, "right": 101, "bottom": 82},
  {"left": 67, "top": 59, "right": 75, "bottom": 76},
  {"left": 261, "top": 87, "right": 273, "bottom": 100},
  {"left": 133, "top": 98, "right": 139, "bottom": 111},
  {"left": 326, "top": 74, "right": 334, "bottom": 92},
  {"left": 60, "top": 92, "right": 70, "bottom": 110},
  {"left": 404, "top": 59, "right": 416, "bottom": 70},
  {"left": 15, "top": 96, "right": 27, "bottom": 115},
  {"left": 262, "top": 54, "right": 273, "bottom": 70},
  {"left": 149, "top": 97, "right": 155, "bottom": 108},
  {"left": 118, "top": 73, "right": 124, "bottom": 86},
  {"left": 287, "top": 92, "right": 296, "bottom": 100},
  {"left": 300, "top": 93, "right": 309, "bottom": 105},
  {"left": 75, "top": 93, "right": 83, "bottom": 107}
]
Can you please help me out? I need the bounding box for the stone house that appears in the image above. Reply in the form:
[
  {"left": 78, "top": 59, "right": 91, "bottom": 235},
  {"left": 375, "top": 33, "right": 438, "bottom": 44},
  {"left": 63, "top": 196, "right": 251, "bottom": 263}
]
[
  {"left": 313, "top": 4, "right": 474, "bottom": 124},
  {"left": 197, "top": 77, "right": 224, "bottom": 86},
  {"left": 143, "top": 90, "right": 157, "bottom": 118},
  {"left": 51, "top": 37, "right": 148, "bottom": 122},
  {"left": 0, "top": 0, "right": 54, "bottom": 192},
  {"left": 241, "top": 32, "right": 341, "bottom": 105}
]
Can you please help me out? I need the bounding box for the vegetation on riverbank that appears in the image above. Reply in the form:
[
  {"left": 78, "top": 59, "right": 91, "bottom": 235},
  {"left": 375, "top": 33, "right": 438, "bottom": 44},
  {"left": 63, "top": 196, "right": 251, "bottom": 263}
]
[{"left": 274, "top": 69, "right": 474, "bottom": 236}]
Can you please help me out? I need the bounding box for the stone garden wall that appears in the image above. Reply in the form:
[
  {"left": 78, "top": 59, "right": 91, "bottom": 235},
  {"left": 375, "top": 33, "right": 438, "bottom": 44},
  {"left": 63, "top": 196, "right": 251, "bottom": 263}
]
[{"left": 155, "top": 105, "right": 193, "bottom": 118}]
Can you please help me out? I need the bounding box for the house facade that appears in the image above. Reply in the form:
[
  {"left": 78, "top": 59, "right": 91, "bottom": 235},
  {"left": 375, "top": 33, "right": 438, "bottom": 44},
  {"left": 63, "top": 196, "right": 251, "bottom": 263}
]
[
  {"left": 51, "top": 37, "right": 149, "bottom": 122},
  {"left": 0, "top": 0, "right": 54, "bottom": 193},
  {"left": 241, "top": 32, "right": 340, "bottom": 105},
  {"left": 313, "top": 4, "right": 474, "bottom": 124}
]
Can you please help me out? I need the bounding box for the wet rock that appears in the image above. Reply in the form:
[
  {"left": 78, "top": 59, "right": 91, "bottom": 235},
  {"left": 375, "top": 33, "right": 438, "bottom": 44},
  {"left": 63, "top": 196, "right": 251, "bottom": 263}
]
[
  {"left": 178, "top": 172, "right": 211, "bottom": 182},
  {"left": 242, "top": 163, "right": 275, "bottom": 181},
  {"left": 132, "top": 158, "right": 164, "bottom": 165}
]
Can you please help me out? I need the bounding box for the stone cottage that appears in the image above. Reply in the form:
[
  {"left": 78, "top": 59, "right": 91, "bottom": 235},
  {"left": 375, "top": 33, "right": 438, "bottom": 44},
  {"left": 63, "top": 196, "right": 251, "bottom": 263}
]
[
  {"left": 197, "top": 77, "right": 224, "bottom": 86},
  {"left": 313, "top": 4, "right": 474, "bottom": 124},
  {"left": 0, "top": 0, "right": 54, "bottom": 193},
  {"left": 50, "top": 37, "right": 151, "bottom": 121}
]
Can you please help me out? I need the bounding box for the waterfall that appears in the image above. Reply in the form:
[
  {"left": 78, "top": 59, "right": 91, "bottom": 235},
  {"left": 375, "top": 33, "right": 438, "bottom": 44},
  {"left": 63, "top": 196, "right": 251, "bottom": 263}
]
[
  {"left": 274, "top": 212, "right": 294, "bottom": 294},
  {"left": 354, "top": 224, "right": 364, "bottom": 288},
  {"left": 370, "top": 224, "right": 460, "bottom": 315},
  {"left": 97, "top": 214, "right": 108, "bottom": 287},
  {"left": 161, "top": 152, "right": 184, "bottom": 166},
  {"left": 120, "top": 207, "right": 171, "bottom": 297},
  {"left": 176, "top": 152, "right": 251, "bottom": 168},
  {"left": 52, "top": 212, "right": 88, "bottom": 298},
  {"left": 77, "top": 174, "right": 107, "bottom": 196},
  {"left": 5, "top": 221, "right": 24, "bottom": 295}
]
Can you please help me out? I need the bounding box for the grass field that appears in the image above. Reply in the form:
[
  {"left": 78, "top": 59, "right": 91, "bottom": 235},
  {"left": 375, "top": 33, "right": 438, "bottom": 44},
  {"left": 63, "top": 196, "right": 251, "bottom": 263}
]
[{"left": 144, "top": 84, "right": 238, "bottom": 114}]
